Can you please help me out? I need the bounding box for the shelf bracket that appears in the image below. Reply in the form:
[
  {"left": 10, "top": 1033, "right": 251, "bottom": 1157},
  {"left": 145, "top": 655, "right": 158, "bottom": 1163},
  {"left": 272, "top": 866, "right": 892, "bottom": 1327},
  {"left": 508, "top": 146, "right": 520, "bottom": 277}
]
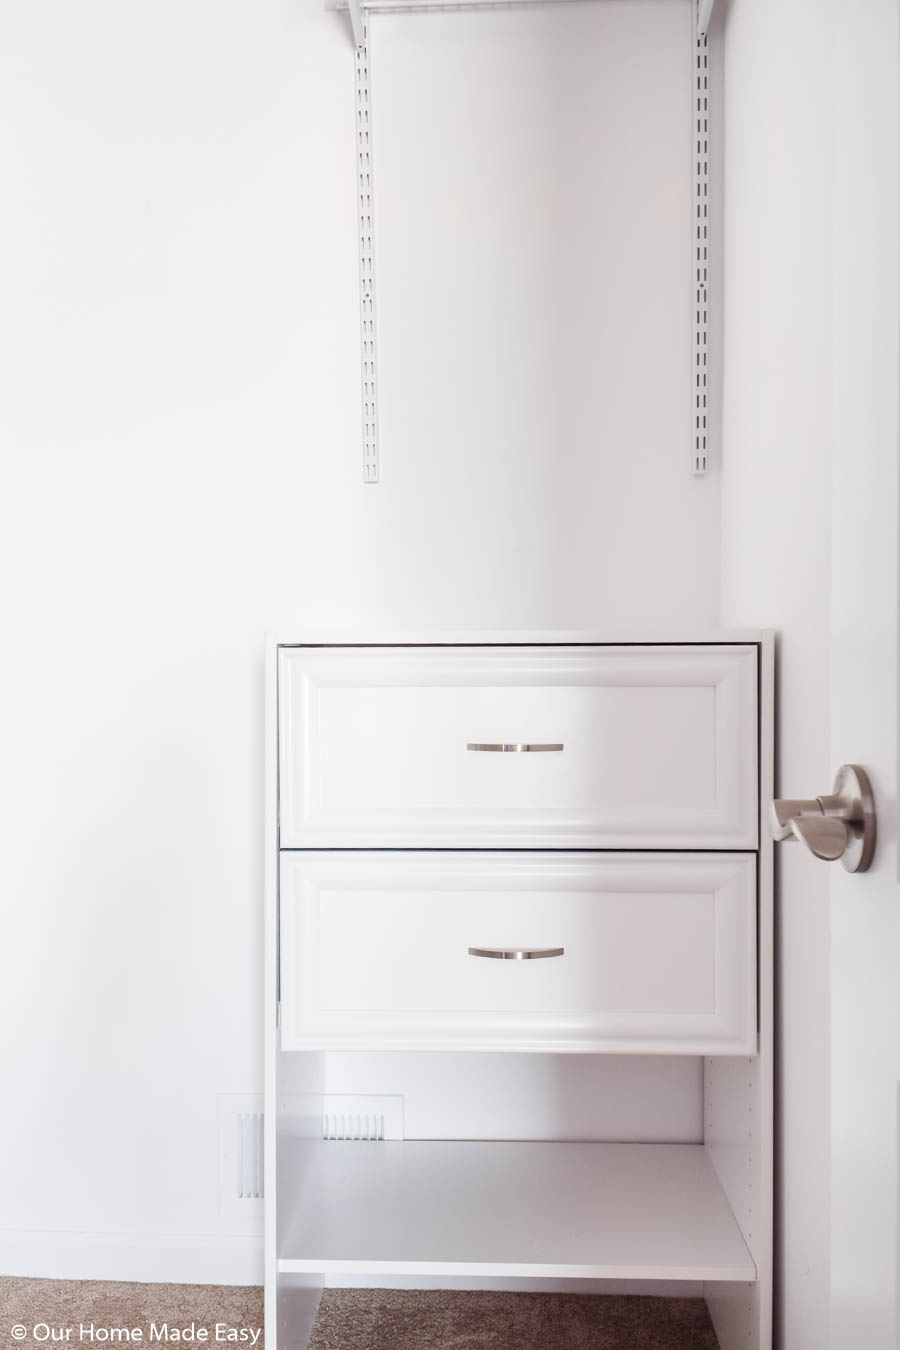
[
  {"left": 697, "top": 0, "right": 715, "bottom": 39},
  {"left": 348, "top": 0, "right": 365, "bottom": 46}
]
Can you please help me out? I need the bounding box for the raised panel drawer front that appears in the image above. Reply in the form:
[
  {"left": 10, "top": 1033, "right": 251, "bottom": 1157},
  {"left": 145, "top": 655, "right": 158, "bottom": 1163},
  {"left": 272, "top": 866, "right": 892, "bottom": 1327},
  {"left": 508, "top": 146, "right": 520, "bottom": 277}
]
[
  {"left": 279, "top": 852, "right": 758, "bottom": 1055},
  {"left": 278, "top": 645, "right": 759, "bottom": 849}
]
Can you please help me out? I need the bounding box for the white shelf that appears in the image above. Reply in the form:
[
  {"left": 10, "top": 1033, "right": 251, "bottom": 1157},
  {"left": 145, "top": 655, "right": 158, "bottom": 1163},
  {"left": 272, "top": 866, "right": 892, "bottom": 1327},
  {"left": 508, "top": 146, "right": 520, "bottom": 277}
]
[
  {"left": 326, "top": 0, "right": 600, "bottom": 14},
  {"left": 327, "top": 0, "right": 715, "bottom": 29},
  {"left": 276, "top": 1140, "right": 756, "bottom": 1282}
]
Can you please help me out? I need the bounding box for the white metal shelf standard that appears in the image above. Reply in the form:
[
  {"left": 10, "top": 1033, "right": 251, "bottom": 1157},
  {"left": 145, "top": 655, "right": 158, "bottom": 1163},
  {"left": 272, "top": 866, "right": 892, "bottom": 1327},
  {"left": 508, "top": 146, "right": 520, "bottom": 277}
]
[
  {"left": 354, "top": 8, "right": 379, "bottom": 483},
  {"left": 334, "top": 0, "right": 717, "bottom": 482},
  {"left": 693, "top": 0, "right": 712, "bottom": 474}
]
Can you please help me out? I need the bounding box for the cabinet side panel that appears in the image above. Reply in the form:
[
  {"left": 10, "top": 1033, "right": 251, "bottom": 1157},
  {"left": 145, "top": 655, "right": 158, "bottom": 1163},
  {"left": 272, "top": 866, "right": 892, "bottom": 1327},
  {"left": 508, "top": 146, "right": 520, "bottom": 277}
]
[
  {"left": 271, "top": 642, "right": 326, "bottom": 1348},
  {"left": 276, "top": 1274, "right": 321, "bottom": 1350},
  {"left": 704, "top": 635, "right": 774, "bottom": 1350},
  {"left": 704, "top": 1056, "right": 762, "bottom": 1258},
  {"left": 705, "top": 1282, "right": 760, "bottom": 1349},
  {"left": 265, "top": 637, "right": 279, "bottom": 1350}
]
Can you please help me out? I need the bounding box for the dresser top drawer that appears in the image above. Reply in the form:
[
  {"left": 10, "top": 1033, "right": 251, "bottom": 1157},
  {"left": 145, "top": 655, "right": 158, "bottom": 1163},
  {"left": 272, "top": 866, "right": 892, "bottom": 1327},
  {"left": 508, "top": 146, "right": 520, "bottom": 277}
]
[{"left": 278, "top": 644, "right": 758, "bottom": 850}]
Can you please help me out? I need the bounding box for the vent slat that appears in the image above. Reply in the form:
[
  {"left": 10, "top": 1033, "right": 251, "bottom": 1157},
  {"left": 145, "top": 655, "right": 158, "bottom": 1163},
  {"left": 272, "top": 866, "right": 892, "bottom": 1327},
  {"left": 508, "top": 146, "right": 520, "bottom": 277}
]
[
  {"left": 237, "top": 1111, "right": 264, "bottom": 1198},
  {"left": 323, "top": 1110, "right": 386, "bottom": 1141}
]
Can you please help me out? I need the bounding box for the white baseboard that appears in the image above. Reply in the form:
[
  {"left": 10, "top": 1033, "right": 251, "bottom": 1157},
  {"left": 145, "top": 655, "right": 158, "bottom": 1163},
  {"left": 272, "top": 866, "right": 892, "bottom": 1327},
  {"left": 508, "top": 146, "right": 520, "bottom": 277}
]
[{"left": 0, "top": 1230, "right": 263, "bottom": 1286}]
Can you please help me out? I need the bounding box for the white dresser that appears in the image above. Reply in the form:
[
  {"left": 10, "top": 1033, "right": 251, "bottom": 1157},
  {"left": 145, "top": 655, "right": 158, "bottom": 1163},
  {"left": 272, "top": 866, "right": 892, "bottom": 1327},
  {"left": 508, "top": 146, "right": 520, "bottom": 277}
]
[{"left": 265, "top": 632, "right": 773, "bottom": 1350}]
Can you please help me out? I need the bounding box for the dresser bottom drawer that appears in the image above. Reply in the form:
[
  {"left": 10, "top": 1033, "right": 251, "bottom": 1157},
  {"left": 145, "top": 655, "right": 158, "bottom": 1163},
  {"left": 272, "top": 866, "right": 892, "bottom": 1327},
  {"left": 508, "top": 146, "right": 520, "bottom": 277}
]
[{"left": 279, "top": 852, "right": 757, "bottom": 1055}]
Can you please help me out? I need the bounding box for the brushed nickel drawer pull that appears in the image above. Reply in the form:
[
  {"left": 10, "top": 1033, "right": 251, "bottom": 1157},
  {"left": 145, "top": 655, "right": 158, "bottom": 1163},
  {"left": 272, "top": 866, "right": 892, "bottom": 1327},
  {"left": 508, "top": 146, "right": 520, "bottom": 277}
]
[
  {"left": 468, "top": 946, "right": 565, "bottom": 961},
  {"left": 466, "top": 743, "right": 564, "bottom": 753}
]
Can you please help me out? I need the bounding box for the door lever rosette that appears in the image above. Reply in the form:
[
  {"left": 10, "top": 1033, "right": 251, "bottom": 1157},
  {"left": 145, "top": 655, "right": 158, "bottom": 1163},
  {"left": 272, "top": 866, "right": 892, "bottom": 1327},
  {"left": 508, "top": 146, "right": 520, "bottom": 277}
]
[{"left": 769, "top": 764, "right": 876, "bottom": 872}]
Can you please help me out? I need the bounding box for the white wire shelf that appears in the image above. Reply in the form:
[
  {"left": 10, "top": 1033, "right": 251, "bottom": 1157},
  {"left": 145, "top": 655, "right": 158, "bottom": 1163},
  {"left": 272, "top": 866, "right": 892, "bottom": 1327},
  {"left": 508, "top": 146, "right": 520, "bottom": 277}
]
[{"left": 327, "top": 0, "right": 715, "bottom": 30}]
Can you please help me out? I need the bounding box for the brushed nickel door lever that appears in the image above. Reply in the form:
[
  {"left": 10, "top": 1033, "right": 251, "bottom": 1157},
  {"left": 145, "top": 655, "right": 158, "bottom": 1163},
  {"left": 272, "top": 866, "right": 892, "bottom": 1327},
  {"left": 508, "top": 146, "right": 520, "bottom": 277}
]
[{"left": 769, "top": 763, "right": 876, "bottom": 872}]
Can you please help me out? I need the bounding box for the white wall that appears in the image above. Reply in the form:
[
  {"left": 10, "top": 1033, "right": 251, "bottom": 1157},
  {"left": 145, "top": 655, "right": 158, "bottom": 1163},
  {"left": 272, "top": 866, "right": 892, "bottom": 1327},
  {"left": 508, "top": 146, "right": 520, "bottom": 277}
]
[
  {"left": 719, "top": 1, "right": 834, "bottom": 1346},
  {"left": 370, "top": 2, "right": 718, "bottom": 621},
  {"left": 0, "top": 0, "right": 719, "bottom": 1282}
]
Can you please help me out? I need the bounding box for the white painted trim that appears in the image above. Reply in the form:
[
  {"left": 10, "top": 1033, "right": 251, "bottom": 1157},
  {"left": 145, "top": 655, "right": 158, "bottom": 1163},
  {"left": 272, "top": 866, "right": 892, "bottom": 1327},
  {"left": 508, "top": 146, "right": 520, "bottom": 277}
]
[{"left": 0, "top": 1229, "right": 263, "bottom": 1286}]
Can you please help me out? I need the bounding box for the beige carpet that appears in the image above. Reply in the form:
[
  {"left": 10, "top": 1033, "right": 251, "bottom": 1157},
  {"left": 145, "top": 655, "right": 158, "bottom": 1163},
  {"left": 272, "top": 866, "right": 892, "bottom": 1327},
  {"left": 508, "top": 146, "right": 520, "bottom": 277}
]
[
  {"left": 0, "top": 1280, "right": 719, "bottom": 1349},
  {"left": 308, "top": 1290, "right": 719, "bottom": 1350},
  {"left": 0, "top": 1281, "right": 263, "bottom": 1349}
]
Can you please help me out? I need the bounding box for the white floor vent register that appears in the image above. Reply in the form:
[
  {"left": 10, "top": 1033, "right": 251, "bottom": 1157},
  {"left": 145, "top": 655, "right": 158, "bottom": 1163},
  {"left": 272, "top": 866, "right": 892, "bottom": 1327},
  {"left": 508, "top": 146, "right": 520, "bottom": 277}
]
[
  {"left": 217, "top": 1095, "right": 264, "bottom": 1216},
  {"left": 238, "top": 1111, "right": 264, "bottom": 1200},
  {"left": 323, "top": 1095, "right": 404, "bottom": 1142}
]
